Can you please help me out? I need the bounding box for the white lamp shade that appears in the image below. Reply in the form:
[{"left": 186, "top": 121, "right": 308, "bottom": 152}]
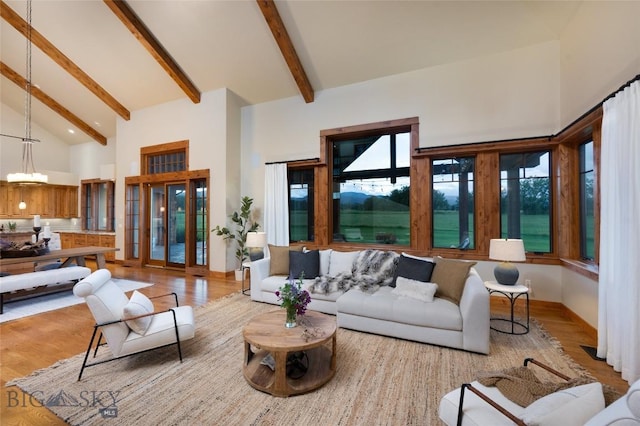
[
  {"left": 246, "top": 232, "right": 266, "bottom": 248},
  {"left": 489, "top": 239, "right": 526, "bottom": 262}
]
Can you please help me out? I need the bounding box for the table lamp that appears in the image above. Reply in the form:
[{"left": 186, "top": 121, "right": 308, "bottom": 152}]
[
  {"left": 489, "top": 238, "right": 526, "bottom": 285},
  {"left": 246, "top": 232, "right": 267, "bottom": 261}
]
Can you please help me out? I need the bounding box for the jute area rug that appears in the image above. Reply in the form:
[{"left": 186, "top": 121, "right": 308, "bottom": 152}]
[{"left": 8, "top": 293, "right": 590, "bottom": 425}]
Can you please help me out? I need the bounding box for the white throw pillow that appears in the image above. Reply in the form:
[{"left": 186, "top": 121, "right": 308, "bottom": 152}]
[
  {"left": 319, "top": 249, "right": 333, "bottom": 276},
  {"left": 392, "top": 276, "right": 438, "bottom": 302},
  {"left": 518, "top": 382, "right": 604, "bottom": 426},
  {"left": 122, "top": 290, "right": 154, "bottom": 335},
  {"left": 328, "top": 250, "right": 360, "bottom": 276}
]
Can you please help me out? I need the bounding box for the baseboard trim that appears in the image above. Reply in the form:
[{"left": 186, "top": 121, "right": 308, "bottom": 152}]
[
  {"left": 563, "top": 304, "right": 598, "bottom": 341},
  {"left": 490, "top": 298, "right": 598, "bottom": 342}
]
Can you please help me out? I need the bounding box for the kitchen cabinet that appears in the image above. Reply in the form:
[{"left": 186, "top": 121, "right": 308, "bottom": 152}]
[
  {"left": 60, "top": 232, "right": 116, "bottom": 262},
  {"left": 0, "top": 182, "right": 78, "bottom": 219}
]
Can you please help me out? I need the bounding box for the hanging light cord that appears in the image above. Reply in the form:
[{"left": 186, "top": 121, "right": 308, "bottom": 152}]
[{"left": 22, "top": 0, "right": 38, "bottom": 175}]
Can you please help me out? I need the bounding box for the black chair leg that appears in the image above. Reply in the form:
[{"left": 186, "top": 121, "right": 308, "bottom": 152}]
[
  {"left": 78, "top": 326, "right": 99, "bottom": 381},
  {"left": 170, "top": 309, "right": 183, "bottom": 362}
]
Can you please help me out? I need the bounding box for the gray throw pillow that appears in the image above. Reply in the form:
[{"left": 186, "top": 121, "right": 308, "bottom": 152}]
[
  {"left": 289, "top": 250, "right": 320, "bottom": 280},
  {"left": 391, "top": 254, "right": 435, "bottom": 287}
]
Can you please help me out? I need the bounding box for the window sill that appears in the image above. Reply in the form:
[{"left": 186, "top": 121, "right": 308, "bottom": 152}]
[{"left": 561, "top": 258, "right": 599, "bottom": 281}]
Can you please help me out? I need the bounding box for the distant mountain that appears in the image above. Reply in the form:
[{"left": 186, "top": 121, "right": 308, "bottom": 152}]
[
  {"left": 339, "top": 192, "right": 371, "bottom": 205},
  {"left": 445, "top": 195, "right": 457, "bottom": 206}
]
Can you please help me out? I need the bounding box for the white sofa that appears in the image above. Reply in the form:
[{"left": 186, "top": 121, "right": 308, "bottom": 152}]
[{"left": 250, "top": 249, "right": 490, "bottom": 354}]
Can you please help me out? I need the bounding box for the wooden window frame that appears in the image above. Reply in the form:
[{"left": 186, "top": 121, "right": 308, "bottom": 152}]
[
  {"left": 415, "top": 137, "right": 560, "bottom": 262},
  {"left": 555, "top": 108, "right": 602, "bottom": 280},
  {"left": 279, "top": 112, "right": 601, "bottom": 280},
  {"left": 80, "top": 179, "right": 115, "bottom": 232},
  {"left": 140, "top": 140, "right": 189, "bottom": 175},
  {"left": 319, "top": 117, "right": 419, "bottom": 249}
]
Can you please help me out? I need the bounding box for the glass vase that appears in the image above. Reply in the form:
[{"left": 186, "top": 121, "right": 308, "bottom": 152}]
[{"left": 285, "top": 306, "right": 297, "bottom": 328}]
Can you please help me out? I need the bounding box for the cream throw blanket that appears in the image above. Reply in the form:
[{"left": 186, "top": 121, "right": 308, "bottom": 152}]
[{"left": 477, "top": 366, "right": 621, "bottom": 407}]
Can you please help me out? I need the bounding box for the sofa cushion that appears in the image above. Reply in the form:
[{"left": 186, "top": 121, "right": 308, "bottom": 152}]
[
  {"left": 122, "top": 290, "right": 154, "bottom": 335},
  {"left": 627, "top": 379, "right": 640, "bottom": 418},
  {"left": 337, "top": 286, "right": 462, "bottom": 330},
  {"left": 391, "top": 254, "right": 435, "bottom": 287},
  {"left": 431, "top": 257, "right": 477, "bottom": 305},
  {"left": 519, "top": 382, "right": 604, "bottom": 426},
  {"left": 328, "top": 250, "right": 360, "bottom": 276},
  {"left": 289, "top": 250, "right": 320, "bottom": 279},
  {"left": 392, "top": 276, "right": 438, "bottom": 302},
  {"left": 268, "top": 244, "right": 303, "bottom": 275},
  {"left": 261, "top": 276, "right": 344, "bottom": 302}
]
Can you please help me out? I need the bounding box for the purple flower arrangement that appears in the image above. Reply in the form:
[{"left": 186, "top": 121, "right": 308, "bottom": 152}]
[{"left": 276, "top": 276, "right": 311, "bottom": 316}]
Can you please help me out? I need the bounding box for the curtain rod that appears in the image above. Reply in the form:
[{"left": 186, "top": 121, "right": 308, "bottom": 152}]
[
  {"left": 265, "top": 157, "right": 320, "bottom": 165},
  {"left": 415, "top": 135, "right": 551, "bottom": 153},
  {"left": 554, "top": 73, "right": 640, "bottom": 136},
  {"left": 602, "top": 73, "right": 639, "bottom": 103}
]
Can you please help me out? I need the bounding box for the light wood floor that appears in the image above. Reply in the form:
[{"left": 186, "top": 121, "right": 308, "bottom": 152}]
[{"left": 0, "top": 263, "right": 629, "bottom": 425}]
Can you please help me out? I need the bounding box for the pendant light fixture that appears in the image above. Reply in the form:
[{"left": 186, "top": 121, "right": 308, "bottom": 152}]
[{"left": 1, "top": 0, "right": 48, "bottom": 185}]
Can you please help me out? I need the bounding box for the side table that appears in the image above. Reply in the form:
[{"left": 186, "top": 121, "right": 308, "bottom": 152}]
[
  {"left": 241, "top": 262, "right": 251, "bottom": 296},
  {"left": 485, "top": 281, "right": 530, "bottom": 335}
]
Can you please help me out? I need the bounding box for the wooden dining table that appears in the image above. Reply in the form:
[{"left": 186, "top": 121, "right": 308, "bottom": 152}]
[{"left": 0, "top": 246, "right": 119, "bottom": 271}]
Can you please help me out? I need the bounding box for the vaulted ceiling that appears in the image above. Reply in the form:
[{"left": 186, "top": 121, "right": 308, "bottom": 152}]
[{"left": 1, "top": 0, "right": 582, "bottom": 146}]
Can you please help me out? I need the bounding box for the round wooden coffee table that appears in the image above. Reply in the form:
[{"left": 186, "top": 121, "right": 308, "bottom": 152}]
[{"left": 242, "top": 310, "right": 337, "bottom": 397}]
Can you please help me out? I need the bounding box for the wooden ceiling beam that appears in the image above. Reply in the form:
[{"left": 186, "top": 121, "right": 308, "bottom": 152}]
[
  {"left": 0, "top": 0, "right": 130, "bottom": 121},
  {"left": 257, "top": 0, "right": 314, "bottom": 103},
  {"left": 104, "top": 0, "right": 201, "bottom": 104},
  {"left": 1, "top": 62, "right": 108, "bottom": 145}
]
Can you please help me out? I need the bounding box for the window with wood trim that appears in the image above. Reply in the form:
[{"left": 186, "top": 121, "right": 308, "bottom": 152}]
[
  {"left": 329, "top": 126, "right": 412, "bottom": 245},
  {"left": 125, "top": 184, "right": 140, "bottom": 259},
  {"left": 190, "top": 179, "right": 208, "bottom": 266},
  {"left": 81, "top": 179, "right": 115, "bottom": 232},
  {"left": 579, "top": 140, "right": 595, "bottom": 261},
  {"left": 500, "top": 151, "right": 552, "bottom": 253},
  {"left": 289, "top": 168, "right": 315, "bottom": 242},
  {"left": 432, "top": 157, "right": 475, "bottom": 249},
  {"left": 141, "top": 140, "right": 188, "bottom": 175}
]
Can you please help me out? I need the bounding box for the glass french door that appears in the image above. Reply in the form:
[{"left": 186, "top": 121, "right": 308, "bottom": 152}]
[{"left": 148, "top": 183, "right": 186, "bottom": 267}]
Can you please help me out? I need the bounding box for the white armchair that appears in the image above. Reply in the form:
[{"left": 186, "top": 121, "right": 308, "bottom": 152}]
[{"left": 73, "top": 269, "right": 195, "bottom": 380}]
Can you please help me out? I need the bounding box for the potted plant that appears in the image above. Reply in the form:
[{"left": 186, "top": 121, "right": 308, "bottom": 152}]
[{"left": 212, "top": 196, "right": 260, "bottom": 280}]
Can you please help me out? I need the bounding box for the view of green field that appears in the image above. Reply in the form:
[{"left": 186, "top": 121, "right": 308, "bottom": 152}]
[{"left": 291, "top": 209, "right": 564, "bottom": 253}]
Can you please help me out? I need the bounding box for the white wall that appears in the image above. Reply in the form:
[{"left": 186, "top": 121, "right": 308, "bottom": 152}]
[
  {"left": 0, "top": 103, "right": 73, "bottom": 184},
  {"left": 114, "top": 88, "right": 239, "bottom": 271},
  {"left": 562, "top": 268, "right": 599, "bottom": 328},
  {"left": 559, "top": 1, "right": 640, "bottom": 128},
  {"left": 69, "top": 139, "right": 116, "bottom": 181},
  {"left": 474, "top": 261, "right": 563, "bottom": 303},
  {"left": 241, "top": 40, "right": 560, "bottom": 224}
]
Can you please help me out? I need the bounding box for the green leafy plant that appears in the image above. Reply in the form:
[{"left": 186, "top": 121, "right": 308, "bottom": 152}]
[
  {"left": 211, "top": 196, "right": 260, "bottom": 269},
  {"left": 8, "top": 221, "right": 17, "bottom": 231}
]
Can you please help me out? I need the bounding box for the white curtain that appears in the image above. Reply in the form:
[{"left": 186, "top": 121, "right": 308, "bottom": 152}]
[
  {"left": 597, "top": 79, "right": 640, "bottom": 384},
  {"left": 264, "top": 163, "right": 289, "bottom": 246}
]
